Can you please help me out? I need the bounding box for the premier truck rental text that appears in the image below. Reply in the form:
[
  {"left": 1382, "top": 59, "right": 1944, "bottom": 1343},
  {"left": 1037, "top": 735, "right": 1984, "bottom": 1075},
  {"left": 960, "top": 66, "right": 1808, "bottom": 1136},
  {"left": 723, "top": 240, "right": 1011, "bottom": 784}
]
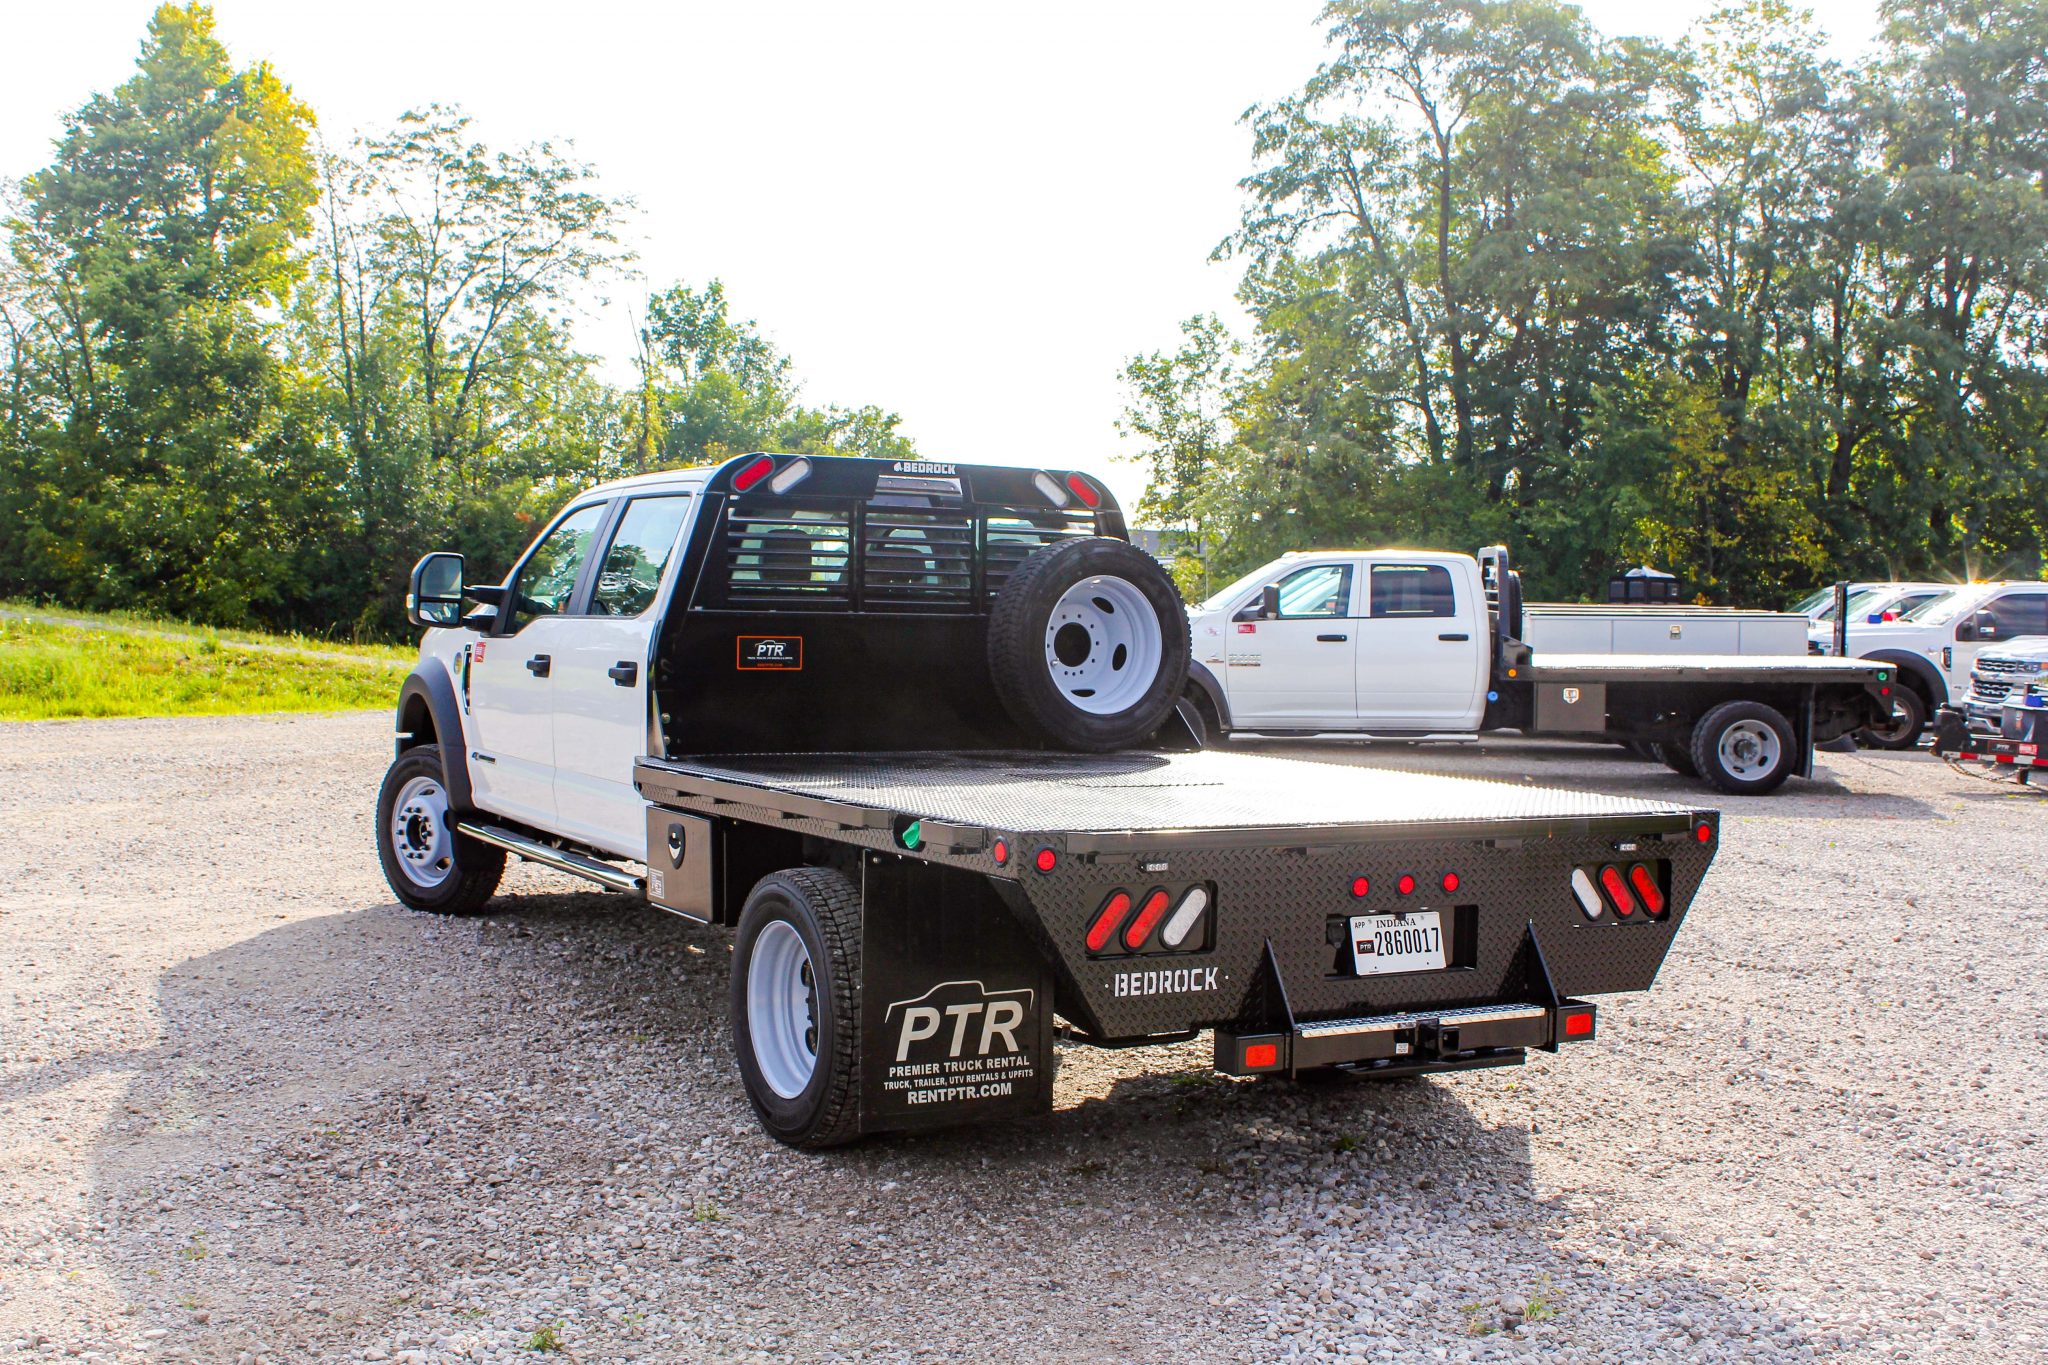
[{"left": 379, "top": 454, "right": 1721, "bottom": 1148}]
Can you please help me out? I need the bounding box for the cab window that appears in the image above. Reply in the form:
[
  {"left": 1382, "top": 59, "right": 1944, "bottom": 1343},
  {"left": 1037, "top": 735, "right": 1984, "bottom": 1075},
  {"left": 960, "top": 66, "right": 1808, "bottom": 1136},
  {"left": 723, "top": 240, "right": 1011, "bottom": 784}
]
[
  {"left": 1238, "top": 563, "right": 1353, "bottom": 619},
  {"left": 589, "top": 495, "right": 692, "bottom": 616},
  {"left": 507, "top": 503, "right": 607, "bottom": 630},
  {"left": 1979, "top": 593, "right": 2048, "bottom": 639},
  {"left": 1371, "top": 563, "right": 1456, "bottom": 618}
]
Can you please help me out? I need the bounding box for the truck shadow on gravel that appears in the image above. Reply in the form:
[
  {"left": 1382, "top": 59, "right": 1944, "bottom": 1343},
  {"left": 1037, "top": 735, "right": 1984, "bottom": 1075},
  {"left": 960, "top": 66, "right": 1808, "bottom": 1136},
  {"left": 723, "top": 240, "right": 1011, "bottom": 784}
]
[{"left": 82, "top": 893, "right": 1823, "bottom": 1364}]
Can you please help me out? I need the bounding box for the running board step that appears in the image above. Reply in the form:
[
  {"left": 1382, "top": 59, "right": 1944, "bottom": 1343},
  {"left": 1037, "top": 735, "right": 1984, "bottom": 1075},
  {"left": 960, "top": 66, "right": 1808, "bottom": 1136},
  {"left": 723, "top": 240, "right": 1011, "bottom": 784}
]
[
  {"left": 457, "top": 822, "right": 644, "bottom": 894},
  {"left": 1216, "top": 1000, "right": 1595, "bottom": 1075}
]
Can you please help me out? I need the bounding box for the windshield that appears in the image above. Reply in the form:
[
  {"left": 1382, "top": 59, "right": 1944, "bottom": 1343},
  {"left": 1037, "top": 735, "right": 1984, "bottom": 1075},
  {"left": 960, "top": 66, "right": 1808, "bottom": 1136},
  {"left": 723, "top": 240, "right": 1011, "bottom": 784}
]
[
  {"left": 1902, "top": 590, "right": 1968, "bottom": 625},
  {"left": 1792, "top": 588, "right": 1834, "bottom": 615},
  {"left": 1200, "top": 565, "right": 1275, "bottom": 613},
  {"left": 1814, "top": 588, "right": 1888, "bottom": 623}
]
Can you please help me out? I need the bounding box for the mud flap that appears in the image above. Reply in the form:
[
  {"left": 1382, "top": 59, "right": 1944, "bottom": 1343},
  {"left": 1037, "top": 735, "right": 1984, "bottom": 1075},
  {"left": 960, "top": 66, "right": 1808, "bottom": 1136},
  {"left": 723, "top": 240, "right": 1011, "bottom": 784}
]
[{"left": 858, "top": 858, "right": 1057, "bottom": 1134}]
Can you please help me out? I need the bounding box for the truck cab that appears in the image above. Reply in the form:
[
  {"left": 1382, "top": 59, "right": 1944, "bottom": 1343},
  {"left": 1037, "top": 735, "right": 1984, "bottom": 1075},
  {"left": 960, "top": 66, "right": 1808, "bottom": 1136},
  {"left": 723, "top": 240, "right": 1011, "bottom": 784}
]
[
  {"left": 1188, "top": 550, "right": 1489, "bottom": 734},
  {"left": 1817, "top": 581, "right": 2048, "bottom": 747}
]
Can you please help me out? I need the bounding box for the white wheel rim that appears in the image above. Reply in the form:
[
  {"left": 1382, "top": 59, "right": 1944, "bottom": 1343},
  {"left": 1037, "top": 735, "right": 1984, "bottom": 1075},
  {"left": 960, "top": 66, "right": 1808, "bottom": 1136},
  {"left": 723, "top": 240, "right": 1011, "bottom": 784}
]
[
  {"left": 390, "top": 775, "right": 455, "bottom": 888},
  {"left": 1717, "top": 719, "right": 1782, "bottom": 780},
  {"left": 1042, "top": 574, "right": 1163, "bottom": 716},
  {"left": 747, "top": 920, "right": 818, "bottom": 1099}
]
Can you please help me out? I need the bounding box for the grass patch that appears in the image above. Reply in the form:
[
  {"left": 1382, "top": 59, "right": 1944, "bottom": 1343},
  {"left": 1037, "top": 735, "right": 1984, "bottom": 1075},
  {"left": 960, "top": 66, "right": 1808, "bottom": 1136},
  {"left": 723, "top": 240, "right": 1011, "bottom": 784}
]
[
  {"left": 0, "top": 616, "right": 402, "bottom": 720},
  {"left": 1, "top": 599, "right": 415, "bottom": 662}
]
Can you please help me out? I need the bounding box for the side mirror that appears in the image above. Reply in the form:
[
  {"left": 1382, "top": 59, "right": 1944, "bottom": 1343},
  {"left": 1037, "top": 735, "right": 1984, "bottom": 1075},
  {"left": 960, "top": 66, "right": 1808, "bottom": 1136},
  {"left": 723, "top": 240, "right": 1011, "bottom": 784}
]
[
  {"left": 1960, "top": 611, "right": 1997, "bottom": 642},
  {"left": 407, "top": 552, "right": 466, "bottom": 628},
  {"left": 1260, "top": 584, "right": 1282, "bottom": 620}
]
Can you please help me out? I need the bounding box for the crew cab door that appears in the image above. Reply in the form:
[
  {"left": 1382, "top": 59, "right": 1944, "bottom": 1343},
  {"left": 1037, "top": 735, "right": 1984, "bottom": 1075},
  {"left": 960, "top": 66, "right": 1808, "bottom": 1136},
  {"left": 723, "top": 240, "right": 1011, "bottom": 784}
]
[
  {"left": 1225, "top": 560, "right": 1360, "bottom": 726},
  {"left": 551, "top": 493, "right": 695, "bottom": 858},
  {"left": 467, "top": 502, "right": 611, "bottom": 828},
  {"left": 1354, "top": 559, "right": 1486, "bottom": 729}
]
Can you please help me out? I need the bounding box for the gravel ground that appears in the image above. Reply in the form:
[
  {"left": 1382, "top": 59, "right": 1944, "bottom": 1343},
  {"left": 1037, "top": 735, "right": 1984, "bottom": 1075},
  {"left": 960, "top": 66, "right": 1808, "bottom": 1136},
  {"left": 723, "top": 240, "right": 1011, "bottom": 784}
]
[{"left": 2, "top": 712, "right": 2044, "bottom": 1365}]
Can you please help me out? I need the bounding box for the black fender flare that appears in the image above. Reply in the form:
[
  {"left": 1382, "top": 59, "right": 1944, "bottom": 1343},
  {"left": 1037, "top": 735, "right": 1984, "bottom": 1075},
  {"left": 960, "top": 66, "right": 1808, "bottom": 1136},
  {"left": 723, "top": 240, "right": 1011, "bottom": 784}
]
[
  {"left": 395, "top": 663, "right": 477, "bottom": 814},
  {"left": 1860, "top": 648, "right": 1947, "bottom": 706},
  {"left": 1183, "top": 659, "right": 1233, "bottom": 731}
]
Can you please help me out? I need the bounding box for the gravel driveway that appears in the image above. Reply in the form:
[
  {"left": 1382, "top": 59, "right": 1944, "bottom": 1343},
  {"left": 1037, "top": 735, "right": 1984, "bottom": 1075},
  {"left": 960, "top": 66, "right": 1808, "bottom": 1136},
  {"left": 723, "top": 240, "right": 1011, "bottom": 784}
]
[{"left": 3, "top": 713, "right": 2042, "bottom": 1364}]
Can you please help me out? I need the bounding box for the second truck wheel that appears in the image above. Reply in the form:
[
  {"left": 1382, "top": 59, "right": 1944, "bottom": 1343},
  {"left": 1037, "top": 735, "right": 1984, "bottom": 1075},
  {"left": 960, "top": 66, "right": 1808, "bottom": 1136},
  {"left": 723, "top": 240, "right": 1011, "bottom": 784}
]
[
  {"left": 731, "top": 867, "right": 865, "bottom": 1149},
  {"left": 1689, "top": 701, "right": 1796, "bottom": 795}
]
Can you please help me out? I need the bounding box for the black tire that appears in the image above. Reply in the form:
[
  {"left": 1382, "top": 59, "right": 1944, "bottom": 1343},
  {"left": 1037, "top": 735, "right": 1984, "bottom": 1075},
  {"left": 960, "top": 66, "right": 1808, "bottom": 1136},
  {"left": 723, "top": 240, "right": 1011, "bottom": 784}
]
[
  {"left": 1856, "top": 685, "right": 1927, "bottom": 751},
  {"left": 731, "top": 867, "right": 864, "bottom": 1150},
  {"left": 1690, "top": 700, "right": 1797, "bottom": 795},
  {"left": 986, "top": 537, "right": 1191, "bottom": 752},
  {"left": 375, "top": 744, "right": 504, "bottom": 913},
  {"left": 1651, "top": 741, "right": 1699, "bottom": 778}
]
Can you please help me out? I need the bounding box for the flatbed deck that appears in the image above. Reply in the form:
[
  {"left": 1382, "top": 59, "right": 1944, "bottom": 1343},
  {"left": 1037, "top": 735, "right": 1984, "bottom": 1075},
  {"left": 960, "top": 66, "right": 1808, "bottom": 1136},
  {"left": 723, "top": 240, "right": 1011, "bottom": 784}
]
[{"left": 634, "top": 749, "right": 1703, "bottom": 853}]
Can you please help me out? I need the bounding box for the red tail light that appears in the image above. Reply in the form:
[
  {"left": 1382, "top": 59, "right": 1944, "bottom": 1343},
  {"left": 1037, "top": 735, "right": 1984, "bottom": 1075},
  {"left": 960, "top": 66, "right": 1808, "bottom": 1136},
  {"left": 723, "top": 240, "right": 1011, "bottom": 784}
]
[
  {"left": 1441, "top": 872, "right": 1460, "bottom": 894},
  {"left": 1085, "top": 892, "right": 1131, "bottom": 953},
  {"left": 1123, "top": 889, "right": 1172, "bottom": 951},
  {"left": 1598, "top": 865, "right": 1637, "bottom": 917},
  {"left": 991, "top": 839, "right": 1009, "bottom": 866},
  {"left": 1350, "top": 875, "right": 1371, "bottom": 898},
  {"left": 1034, "top": 847, "right": 1058, "bottom": 873},
  {"left": 1562, "top": 1008, "right": 1595, "bottom": 1038},
  {"left": 1628, "top": 863, "right": 1666, "bottom": 916},
  {"left": 1064, "top": 473, "right": 1102, "bottom": 508},
  {"left": 1695, "top": 822, "right": 1713, "bottom": 844},
  {"left": 1396, "top": 874, "right": 1416, "bottom": 896},
  {"left": 731, "top": 454, "right": 776, "bottom": 492},
  {"left": 1242, "top": 1041, "right": 1280, "bottom": 1070}
]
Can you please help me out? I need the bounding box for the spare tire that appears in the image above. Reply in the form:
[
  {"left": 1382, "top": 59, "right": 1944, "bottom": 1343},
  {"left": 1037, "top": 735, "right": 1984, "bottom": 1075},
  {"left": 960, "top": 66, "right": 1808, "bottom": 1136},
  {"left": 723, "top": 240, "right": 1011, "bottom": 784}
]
[{"left": 987, "top": 537, "right": 1190, "bottom": 752}]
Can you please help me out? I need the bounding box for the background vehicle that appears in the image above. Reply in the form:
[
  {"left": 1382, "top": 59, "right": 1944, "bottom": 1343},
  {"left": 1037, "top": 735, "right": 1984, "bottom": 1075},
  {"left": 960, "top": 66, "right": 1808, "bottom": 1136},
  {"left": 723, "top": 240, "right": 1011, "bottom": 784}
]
[
  {"left": 1959, "top": 637, "right": 2048, "bottom": 733},
  {"left": 1813, "top": 582, "right": 2048, "bottom": 749},
  {"left": 1793, "top": 582, "right": 1952, "bottom": 631},
  {"left": 378, "top": 455, "right": 1720, "bottom": 1148},
  {"left": 1181, "top": 547, "right": 1894, "bottom": 795}
]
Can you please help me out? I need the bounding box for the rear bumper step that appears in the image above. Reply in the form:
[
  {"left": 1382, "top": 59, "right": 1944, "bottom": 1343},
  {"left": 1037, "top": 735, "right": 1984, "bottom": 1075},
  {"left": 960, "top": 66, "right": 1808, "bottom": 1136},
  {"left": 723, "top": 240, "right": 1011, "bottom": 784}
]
[{"left": 1216, "top": 1000, "right": 1595, "bottom": 1075}]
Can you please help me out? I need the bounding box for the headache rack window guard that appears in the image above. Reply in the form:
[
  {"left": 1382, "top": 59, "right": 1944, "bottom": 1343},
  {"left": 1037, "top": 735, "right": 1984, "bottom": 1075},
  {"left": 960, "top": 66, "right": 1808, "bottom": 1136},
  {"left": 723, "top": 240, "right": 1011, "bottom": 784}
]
[{"left": 708, "top": 496, "right": 1098, "bottom": 613}]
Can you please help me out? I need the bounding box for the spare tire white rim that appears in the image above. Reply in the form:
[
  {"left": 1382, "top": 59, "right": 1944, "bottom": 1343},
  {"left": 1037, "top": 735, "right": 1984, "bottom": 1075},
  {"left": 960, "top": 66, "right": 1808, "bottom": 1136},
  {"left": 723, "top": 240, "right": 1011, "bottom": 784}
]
[
  {"left": 1043, "top": 574, "right": 1163, "bottom": 716},
  {"left": 1717, "top": 719, "right": 1781, "bottom": 779},
  {"left": 390, "top": 775, "right": 455, "bottom": 888},
  {"left": 748, "top": 920, "right": 819, "bottom": 1099}
]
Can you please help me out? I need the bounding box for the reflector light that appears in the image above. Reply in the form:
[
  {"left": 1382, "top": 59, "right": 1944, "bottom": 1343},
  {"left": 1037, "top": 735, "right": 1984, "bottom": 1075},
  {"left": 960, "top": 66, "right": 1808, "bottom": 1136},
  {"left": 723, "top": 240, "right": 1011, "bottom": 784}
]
[
  {"left": 1350, "top": 875, "right": 1370, "bottom": 898},
  {"left": 1086, "top": 892, "right": 1132, "bottom": 953},
  {"left": 1397, "top": 874, "right": 1416, "bottom": 896},
  {"left": 732, "top": 454, "right": 776, "bottom": 492},
  {"left": 1064, "top": 473, "right": 1102, "bottom": 508},
  {"left": 899, "top": 820, "right": 923, "bottom": 850},
  {"left": 1570, "top": 867, "right": 1603, "bottom": 919},
  {"left": 1124, "top": 889, "right": 1172, "bottom": 951},
  {"left": 1243, "top": 1042, "right": 1280, "bottom": 1070},
  {"left": 1563, "top": 1011, "right": 1594, "bottom": 1038},
  {"left": 1034, "top": 847, "right": 1058, "bottom": 873},
  {"left": 1695, "top": 822, "right": 1713, "bottom": 844},
  {"left": 1628, "top": 863, "right": 1665, "bottom": 916},
  {"left": 1032, "top": 472, "right": 1071, "bottom": 507},
  {"left": 1599, "top": 864, "right": 1637, "bottom": 916},
  {"left": 1161, "top": 886, "right": 1210, "bottom": 948},
  {"left": 768, "top": 456, "right": 813, "bottom": 494},
  {"left": 992, "top": 839, "right": 1009, "bottom": 866},
  {"left": 1441, "top": 872, "right": 1460, "bottom": 894}
]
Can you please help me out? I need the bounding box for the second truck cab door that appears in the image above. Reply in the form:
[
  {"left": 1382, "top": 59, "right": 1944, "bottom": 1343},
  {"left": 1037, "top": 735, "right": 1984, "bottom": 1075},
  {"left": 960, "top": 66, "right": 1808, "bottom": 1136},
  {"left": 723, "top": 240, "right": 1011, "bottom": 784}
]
[
  {"left": 551, "top": 493, "right": 697, "bottom": 858},
  {"left": 1353, "top": 558, "right": 1488, "bottom": 730},
  {"left": 1225, "top": 560, "right": 1362, "bottom": 725}
]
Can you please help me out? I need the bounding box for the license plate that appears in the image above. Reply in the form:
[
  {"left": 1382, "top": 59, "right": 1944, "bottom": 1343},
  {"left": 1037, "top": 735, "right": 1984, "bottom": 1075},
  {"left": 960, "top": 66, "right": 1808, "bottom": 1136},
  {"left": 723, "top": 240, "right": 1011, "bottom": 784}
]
[{"left": 1349, "top": 912, "right": 1446, "bottom": 976}]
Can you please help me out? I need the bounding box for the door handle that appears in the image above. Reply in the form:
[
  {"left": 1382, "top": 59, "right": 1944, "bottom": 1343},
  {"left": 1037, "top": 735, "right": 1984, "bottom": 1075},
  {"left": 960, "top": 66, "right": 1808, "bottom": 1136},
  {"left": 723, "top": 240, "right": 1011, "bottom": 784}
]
[
  {"left": 525, "top": 654, "right": 551, "bottom": 677},
  {"left": 1439, "top": 633, "right": 1470, "bottom": 642},
  {"left": 1317, "top": 634, "right": 1349, "bottom": 643},
  {"left": 608, "top": 661, "right": 639, "bottom": 687}
]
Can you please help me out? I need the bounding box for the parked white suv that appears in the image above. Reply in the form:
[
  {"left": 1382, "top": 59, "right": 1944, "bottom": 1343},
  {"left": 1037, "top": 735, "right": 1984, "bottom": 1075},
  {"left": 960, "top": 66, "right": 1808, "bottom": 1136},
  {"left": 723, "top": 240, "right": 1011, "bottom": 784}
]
[
  {"left": 1962, "top": 637, "right": 2048, "bottom": 732},
  {"left": 1799, "top": 582, "right": 1953, "bottom": 638},
  {"left": 1817, "top": 581, "right": 2048, "bottom": 748}
]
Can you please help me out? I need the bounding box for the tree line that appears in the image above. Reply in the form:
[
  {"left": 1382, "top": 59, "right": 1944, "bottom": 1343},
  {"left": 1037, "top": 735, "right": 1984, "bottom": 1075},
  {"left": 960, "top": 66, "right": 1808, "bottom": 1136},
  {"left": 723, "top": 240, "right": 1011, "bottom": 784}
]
[
  {"left": 0, "top": 5, "right": 915, "bottom": 638},
  {"left": 1120, "top": 0, "right": 2048, "bottom": 605}
]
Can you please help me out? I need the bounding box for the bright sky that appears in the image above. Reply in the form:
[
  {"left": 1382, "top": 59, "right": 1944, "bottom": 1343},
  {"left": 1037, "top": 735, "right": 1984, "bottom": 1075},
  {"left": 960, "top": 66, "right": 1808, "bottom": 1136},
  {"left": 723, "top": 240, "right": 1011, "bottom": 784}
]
[{"left": 4, "top": 1, "right": 1882, "bottom": 515}]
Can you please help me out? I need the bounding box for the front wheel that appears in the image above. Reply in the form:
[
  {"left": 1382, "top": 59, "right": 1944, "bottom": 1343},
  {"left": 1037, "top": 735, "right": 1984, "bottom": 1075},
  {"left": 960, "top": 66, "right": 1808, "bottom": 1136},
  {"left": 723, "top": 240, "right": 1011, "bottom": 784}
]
[
  {"left": 1690, "top": 701, "right": 1797, "bottom": 795},
  {"left": 1856, "top": 686, "right": 1927, "bottom": 751},
  {"left": 731, "top": 868, "right": 864, "bottom": 1149},
  {"left": 375, "top": 744, "right": 504, "bottom": 913}
]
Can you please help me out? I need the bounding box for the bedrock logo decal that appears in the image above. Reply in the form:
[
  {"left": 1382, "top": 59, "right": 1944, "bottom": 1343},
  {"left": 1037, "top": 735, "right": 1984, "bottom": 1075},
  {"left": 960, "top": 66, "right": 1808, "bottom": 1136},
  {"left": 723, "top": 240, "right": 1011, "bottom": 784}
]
[
  {"left": 880, "top": 980, "right": 1037, "bottom": 1106},
  {"left": 1114, "top": 966, "right": 1219, "bottom": 997}
]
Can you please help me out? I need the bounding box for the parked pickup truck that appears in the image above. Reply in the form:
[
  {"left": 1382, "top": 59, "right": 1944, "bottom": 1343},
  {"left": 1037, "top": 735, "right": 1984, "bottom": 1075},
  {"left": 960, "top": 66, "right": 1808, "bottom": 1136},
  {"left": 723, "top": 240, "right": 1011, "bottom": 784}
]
[
  {"left": 1179, "top": 548, "right": 1895, "bottom": 795},
  {"left": 378, "top": 454, "right": 1721, "bottom": 1148}
]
